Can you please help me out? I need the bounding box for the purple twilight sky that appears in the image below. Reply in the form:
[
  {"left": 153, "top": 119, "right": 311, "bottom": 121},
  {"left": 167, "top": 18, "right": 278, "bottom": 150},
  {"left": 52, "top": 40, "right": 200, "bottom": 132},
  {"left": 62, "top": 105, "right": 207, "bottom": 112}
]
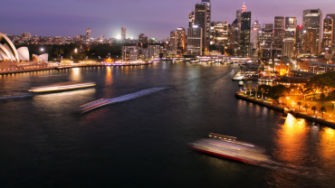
[{"left": 1, "top": 0, "right": 335, "bottom": 40}]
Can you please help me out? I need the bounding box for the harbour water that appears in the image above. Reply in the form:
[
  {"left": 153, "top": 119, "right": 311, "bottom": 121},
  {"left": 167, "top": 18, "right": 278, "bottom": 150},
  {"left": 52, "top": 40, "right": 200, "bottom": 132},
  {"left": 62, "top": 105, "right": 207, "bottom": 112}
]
[{"left": 0, "top": 61, "right": 335, "bottom": 187}]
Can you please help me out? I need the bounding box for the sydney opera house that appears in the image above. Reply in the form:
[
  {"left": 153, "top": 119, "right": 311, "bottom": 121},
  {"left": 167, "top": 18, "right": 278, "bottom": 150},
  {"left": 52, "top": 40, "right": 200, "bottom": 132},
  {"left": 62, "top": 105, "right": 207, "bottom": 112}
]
[{"left": 0, "top": 33, "right": 48, "bottom": 69}]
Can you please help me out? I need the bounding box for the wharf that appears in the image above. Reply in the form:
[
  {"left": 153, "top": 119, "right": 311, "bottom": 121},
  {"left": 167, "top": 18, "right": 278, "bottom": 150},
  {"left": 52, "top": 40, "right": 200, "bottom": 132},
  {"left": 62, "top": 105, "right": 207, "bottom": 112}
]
[{"left": 235, "top": 92, "right": 335, "bottom": 128}]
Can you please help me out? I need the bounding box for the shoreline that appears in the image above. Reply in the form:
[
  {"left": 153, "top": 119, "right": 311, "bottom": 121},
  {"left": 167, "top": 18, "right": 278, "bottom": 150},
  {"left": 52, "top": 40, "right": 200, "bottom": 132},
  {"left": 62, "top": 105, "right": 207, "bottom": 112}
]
[
  {"left": 0, "top": 63, "right": 152, "bottom": 75},
  {"left": 235, "top": 92, "right": 335, "bottom": 128}
]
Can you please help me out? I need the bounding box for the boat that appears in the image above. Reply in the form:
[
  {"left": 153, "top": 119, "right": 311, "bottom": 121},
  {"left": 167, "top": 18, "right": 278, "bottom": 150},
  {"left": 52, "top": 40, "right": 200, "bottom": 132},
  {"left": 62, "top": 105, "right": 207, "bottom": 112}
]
[
  {"left": 28, "top": 82, "right": 96, "bottom": 93},
  {"left": 189, "top": 133, "right": 270, "bottom": 165}
]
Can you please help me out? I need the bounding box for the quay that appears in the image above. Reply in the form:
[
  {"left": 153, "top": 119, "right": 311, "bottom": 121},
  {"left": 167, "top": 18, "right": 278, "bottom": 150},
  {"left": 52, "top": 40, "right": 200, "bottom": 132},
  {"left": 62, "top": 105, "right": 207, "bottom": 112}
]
[
  {"left": 235, "top": 92, "right": 335, "bottom": 129},
  {"left": 0, "top": 62, "right": 153, "bottom": 75}
]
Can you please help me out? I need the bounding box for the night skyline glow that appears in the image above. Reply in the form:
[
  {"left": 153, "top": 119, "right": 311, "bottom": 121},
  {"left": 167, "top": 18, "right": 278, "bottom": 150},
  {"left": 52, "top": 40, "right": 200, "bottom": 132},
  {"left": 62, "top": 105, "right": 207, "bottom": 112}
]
[{"left": 1, "top": 0, "right": 335, "bottom": 40}]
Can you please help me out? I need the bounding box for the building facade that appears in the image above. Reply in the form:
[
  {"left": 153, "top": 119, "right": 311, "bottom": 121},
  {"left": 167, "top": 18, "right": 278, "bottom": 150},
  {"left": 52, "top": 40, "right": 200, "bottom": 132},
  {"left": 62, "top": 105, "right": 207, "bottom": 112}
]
[
  {"left": 187, "top": 26, "right": 203, "bottom": 55},
  {"left": 194, "top": 3, "right": 208, "bottom": 53},
  {"left": 274, "top": 16, "right": 285, "bottom": 49},
  {"left": 302, "top": 9, "right": 322, "bottom": 55},
  {"left": 121, "top": 27, "right": 126, "bottom": 41},
  {"left": 240, "top": 11, "right": 251, "bottom": 57}
]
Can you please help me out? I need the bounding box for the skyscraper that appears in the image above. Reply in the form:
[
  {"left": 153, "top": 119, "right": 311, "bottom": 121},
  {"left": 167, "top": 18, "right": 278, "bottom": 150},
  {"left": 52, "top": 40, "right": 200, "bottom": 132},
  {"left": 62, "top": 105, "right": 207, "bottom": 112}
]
[
  {"left": 274, "top": 16, "right": 285, "bottom": 49},
  {"left": 250, "top": 20, "right": 261, "bottom": 57},
  {"left": 213, "top": 22, "right": 229, "bottom": 46},
  {"left": 303, "top": 9, "right": 322, "bottom": 55},
  {"left": 201, "top": 0, "right": 211, "bottom": 51},
  {"left": 189, "top": 12, "right": 195, "bottom": 28},
  {"left": 138, "top": 33, "right": 148, "bottom": 48},
  {"left": 240, "top": 11, "right": 251, "bottom": 57},
  {"left": 283, "top": 17, "right": 297, "bottom": 57},
  {"left": 194, "top": 3, "right": 208, "bottom": 53},
  {"left": 121, "top": 27, "right": 126, "bottom": 41},
  {"left": 323, "top": 14, "right": 335, "bottom": 49},
  {"left": 303, "top": 29, "right": 317, "bottom": 55},
  {"left": 86, "top": 28, "right": 91, "bottom": 41},
  {"left": 170, "top": 28, "right": 186, "bottom": 55},
  {"left": 187, "top": 26, "right": 203, "bottom": 55}
]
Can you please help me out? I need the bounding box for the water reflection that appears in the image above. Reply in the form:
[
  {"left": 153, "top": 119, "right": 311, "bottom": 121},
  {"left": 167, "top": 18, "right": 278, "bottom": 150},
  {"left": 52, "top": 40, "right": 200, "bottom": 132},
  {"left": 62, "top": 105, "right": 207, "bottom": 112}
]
[
  {"left": 318, "top": 127, "right": 335, "bottom": 170},
  {"left": 274, "top": 114, "right": 309, "bottom": 164},
  {"left": 70, "top": 67, "right": 81, "bottom": 81},
  {"left": 106, "top": 66, "right": 113, "bottom": 86}
]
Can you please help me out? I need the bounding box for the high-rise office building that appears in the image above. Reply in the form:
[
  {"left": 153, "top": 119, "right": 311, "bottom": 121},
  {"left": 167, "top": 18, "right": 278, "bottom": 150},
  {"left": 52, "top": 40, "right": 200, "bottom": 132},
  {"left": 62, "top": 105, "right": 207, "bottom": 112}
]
[
  {"left": 210, "top": 22, "right": 215, "bottom": 45},
  {"left": 259, "top": 27, "right": 274, "bottom": 58},
  {"left": 296, "top": 25, "right": 304, "bottom": 54},
  {"left": 235, "top": 3, "right": 247, "bottom": 50},
  {"left": 138, "top": 33, "right": 148, "bottom": 48},
  {"left": 240, "top": 11, "right": 251, "bottom": 57},
  {"left": 263, "top": 24, "right": 273, "bottom": 30},
  {"left": 121, "top": 27, "right": 126, "bottom": 41},
  {"left": 303, "top": 9, "right": 322, "bottom": 55},
  {"left": 194, "top": 3, "right": 208, "bottom": 52},
  {"left": 303, "top": 29, "right": 317, "bottom": 55},
  {"left": 213, "top": 22, "right": 229, "bottom": 46},
  {"left": 229, "top": 19, "right": 240, "bottom": 56},
  {"left": 86, "top": 28, "right": 91, "bottom": 41},
  {"left": 250, "top": 20, "right": 261, "bottom": 57},
  {"left": 170, "top": 28, "right": 186, "bottom": 55},
  {"left": 202, "top": 0, "right": 211, "bottom": 52},
  {"left": 187, "top": 26, "right": 203, "bottom": 55},
  {"left": 274, "top": 16, "right": 285, "bottom": 49},
  {"left": 283, "top": 17, "right": 297, "bottom": 57},
  {"left": 189, "top": 12, "right": 195, "bottom": 28},
  {"left": 323, "top": 15, "right": 335, "bottom": 49},
  {"left": 326, "top": 14, "right": 335, "bottom": 45}
]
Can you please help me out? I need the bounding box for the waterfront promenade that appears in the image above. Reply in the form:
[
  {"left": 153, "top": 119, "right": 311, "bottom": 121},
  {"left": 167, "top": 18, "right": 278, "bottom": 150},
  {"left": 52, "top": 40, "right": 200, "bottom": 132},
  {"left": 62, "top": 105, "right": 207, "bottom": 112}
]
[
  {"left": 0, "top": 61, "right": 153, "bottom": 75},
  {"left": 235, "top": 92, "right": 335, "bottom": 128}
]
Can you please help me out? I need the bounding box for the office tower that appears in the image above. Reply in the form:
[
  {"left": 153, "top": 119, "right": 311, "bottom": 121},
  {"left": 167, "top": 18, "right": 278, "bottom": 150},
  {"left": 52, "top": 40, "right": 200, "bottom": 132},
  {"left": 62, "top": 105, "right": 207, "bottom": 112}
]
[
  {"left": 323, "top": 15, "right": 335, "bottom": 49},
  {"left": 189, "top": 12, "right": 195, "bottom": 28},
  {"left": 210, "top": 22, "right": 214, "bottom": 45},
  {"left": 259, "top": 27, "right": 274, "bottom": 58},
  {"left": 326, "top": 14, "right": 335, "bottom": 45},
  {"left": 86, "top": 28, "right": 91, "bottom": 41},
  {"left": 121, "top": 27, "right": 126, "bottom": 40},
  {"left": 274, "top": 16, "right": 285, "bottom": 49},
  {"left": 303, "top": 29, "right": 317, "bottom": 55},
  {"left": 170, "top": 28, "right": 186, "bottom": 55},
  {"left": 250, "top": 20, "right": 261, "bottom": 57},
  {"left": 234, "top": 3, "right": 247, "bottom": 50},
  {"left": 138, "top": 33, "right": 148, "bottom": 48},
  {"left": 303, "top": 9, "right": 322, "bottom": 55},
  {"left": 202, "top": 0, "right": 211, "bottom": 51},
  {"left": 263, "top": 24, "right": 273, "bottom": 30},
  {"left": 229, "top": 19, "right": 240, "bottom": 56},
  {"left": 213, "top": 22, "right": 229, "bottom": 46},
  {"left": 194, "top": 3, "right": 208, "bottom": 53},
  {"left": 296, "top": 25, "right": 304, "bottom": 54},
  {"left": 187, "top": 26, "right": 203, "bottom": 55},
  {"left": 283, "top": 17, "right": 297, "bottom": 57},
  {"left": 240, "top": 11, "right": 251, "bottom": 57}
]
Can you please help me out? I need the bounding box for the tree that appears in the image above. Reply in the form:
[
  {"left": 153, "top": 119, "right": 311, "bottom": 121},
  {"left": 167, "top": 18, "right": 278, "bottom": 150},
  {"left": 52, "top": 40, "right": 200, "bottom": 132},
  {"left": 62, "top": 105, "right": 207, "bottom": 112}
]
[
  {"left": 297, "top": 101, "right": 302, "bottom": 111},
  {"left": 319, "top": 106, "right": 326, "bottom": 119},
  {"left": 312, "top": 106, "right": 317, "bottom": 116},
  {"left": 261, "top": 88, "right": 265, "bottom": 100},
  {"left": 304, "top": 103, "right": 309, "bottom": 113}
]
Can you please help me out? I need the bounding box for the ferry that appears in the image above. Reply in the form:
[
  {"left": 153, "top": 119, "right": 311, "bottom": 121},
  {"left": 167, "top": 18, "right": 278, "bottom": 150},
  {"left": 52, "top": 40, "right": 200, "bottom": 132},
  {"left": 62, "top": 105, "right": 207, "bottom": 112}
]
[
  {"left": 189, "top": 133, "right": 270, "bottom": 165},
  {"left": 28, "top": 82, "right": 96, "bottom": 93}
]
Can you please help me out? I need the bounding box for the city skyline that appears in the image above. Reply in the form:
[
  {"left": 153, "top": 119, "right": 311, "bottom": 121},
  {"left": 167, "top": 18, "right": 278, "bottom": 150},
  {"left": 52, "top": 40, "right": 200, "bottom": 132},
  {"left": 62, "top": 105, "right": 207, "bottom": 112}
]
[{"left": 1, "top": 0, "right": 335, "bottom": 39}]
